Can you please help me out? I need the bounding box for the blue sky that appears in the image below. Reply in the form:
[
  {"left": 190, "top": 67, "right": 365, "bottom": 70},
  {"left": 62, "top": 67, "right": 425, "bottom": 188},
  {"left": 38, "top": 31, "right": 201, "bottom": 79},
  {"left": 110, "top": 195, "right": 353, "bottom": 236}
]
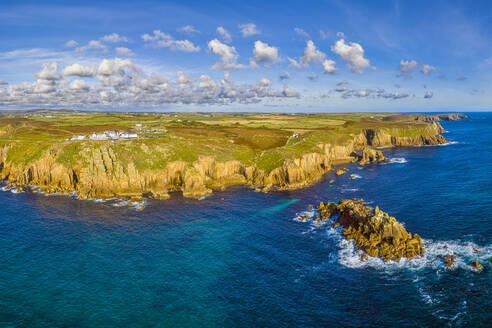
[{"left": 0, "top": 0, "right": 491, "bottom": 111}]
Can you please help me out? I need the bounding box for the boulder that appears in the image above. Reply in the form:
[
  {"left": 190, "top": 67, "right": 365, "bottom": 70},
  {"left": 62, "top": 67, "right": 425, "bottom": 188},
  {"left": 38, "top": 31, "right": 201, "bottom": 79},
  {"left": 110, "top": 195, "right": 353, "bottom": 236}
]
[{"left": 469, "top": 260, "right": 483, "bottom": 270}]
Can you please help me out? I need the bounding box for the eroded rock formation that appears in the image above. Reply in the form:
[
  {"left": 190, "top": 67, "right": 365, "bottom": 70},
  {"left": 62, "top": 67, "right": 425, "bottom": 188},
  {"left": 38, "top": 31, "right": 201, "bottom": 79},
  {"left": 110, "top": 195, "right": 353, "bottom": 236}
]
[{"left": 317, "top": 199, "right": 424, "bottom": 262}]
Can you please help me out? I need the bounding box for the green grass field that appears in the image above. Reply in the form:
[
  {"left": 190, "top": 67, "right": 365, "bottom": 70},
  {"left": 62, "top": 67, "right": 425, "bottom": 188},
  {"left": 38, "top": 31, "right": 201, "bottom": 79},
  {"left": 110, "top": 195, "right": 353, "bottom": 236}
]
[{"left": 0, "top": 110, "right": 441, "bottom": 174}]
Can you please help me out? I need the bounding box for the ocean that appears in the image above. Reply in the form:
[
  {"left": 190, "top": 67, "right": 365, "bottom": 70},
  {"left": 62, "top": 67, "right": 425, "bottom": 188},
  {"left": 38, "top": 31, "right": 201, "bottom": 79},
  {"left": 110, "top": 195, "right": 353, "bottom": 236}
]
[{"left": 0, "top": 113, "right": 490, "bottom": 327}]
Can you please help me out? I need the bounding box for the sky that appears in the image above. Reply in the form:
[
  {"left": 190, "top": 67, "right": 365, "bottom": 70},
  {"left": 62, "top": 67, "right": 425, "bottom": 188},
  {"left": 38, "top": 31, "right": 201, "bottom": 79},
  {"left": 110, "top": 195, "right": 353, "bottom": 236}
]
[{"left": 0, "top": 0, "right": 491, "bottom": 112}]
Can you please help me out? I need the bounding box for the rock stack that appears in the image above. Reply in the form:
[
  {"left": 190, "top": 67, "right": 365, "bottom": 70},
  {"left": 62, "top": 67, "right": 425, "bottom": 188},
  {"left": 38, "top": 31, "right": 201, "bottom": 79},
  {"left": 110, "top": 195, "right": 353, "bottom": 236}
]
[{"left": 317, "top": 199, "right": 424, "bottom": 262}]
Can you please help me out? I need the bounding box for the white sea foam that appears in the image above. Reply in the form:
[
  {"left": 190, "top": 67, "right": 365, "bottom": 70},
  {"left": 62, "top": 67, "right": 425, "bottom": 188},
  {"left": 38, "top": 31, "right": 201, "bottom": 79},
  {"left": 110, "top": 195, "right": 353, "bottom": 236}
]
[
  {"left": 437, "top": 141, "right": 459, "bottom": 146},
  {"left": 294, "top": 208, "right": 491, "bottom": 273},
  {"left": 349, "top": 174, "right": 361, "bottom": 179},
  {"left": 388, "top": 157, "right": 408, "bottom": 164},
  {"left": 341, "top": 188, "right": 359, "bottom": 192},
  {"left": 112, "top": 200, "right": 146, "bottom": 210}
]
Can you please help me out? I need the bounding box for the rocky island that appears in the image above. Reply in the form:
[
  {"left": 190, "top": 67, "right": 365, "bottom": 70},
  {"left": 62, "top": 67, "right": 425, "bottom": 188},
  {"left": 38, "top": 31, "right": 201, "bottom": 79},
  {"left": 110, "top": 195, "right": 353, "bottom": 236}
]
[
  {"left": 0, "top": 111, "right": 466, "bottom": 200},
  {"left": 317, "top": 199, "right": 423, "bottom": 262}
]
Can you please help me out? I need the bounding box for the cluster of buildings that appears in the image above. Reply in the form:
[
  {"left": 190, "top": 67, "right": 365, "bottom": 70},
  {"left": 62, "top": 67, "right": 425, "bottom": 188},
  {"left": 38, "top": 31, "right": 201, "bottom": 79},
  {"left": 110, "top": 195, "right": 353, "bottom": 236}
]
[
  {"left": 69, "top": 131, "right": 138, "bottom": 141},
  {"left": 68, "top": 124, "right": 167, "bottom": 141}
]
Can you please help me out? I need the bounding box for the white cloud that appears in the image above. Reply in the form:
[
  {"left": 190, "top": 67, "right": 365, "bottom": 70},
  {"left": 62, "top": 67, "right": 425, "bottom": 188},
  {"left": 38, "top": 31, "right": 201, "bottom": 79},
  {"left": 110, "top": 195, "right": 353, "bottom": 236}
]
[
  {"left": 216, "top": 26, "right": 232, "bottom": 44},
  {"left": 399, "top": 59, "right": 418, "bottom": 78},
  {"left": 75, "top": 40, "right": 107, "bottom": 53},
  {"left": 65, "top": 40, "right": 78, "bottom": 48},
  {"left": 0, "top": 79, "right": 8, "bottom": 85},
  {"left": 294, "top": 28, "right": 310, "bottom": 38},
  {"left": 116, "top": 47, "right": 135, "bottom": 56},
  {"left": 336, "top": 80, "right": 349, "bottom": 85},
  {"left": 424, "top": 91, "right": 433, "bottom": 98},
  {"left": 239, "top": 23, "right": 260, "bottom": 37},
  {"left": 101, "top": 33, "right": 129, "bottom": 43},
  {"left": 142, "top": 30, "right": 200, "bottom": 52},
  {"left": 331, "top": 39, "right": 372, "bottom": 73},
  {"left": 322, "top": 59, "right": 336, "bottom": 74},
  {"left": 208, "top": 39, "right": 247, "bottom": 70},
  {"left": 289, "top": 40, "right": 328, "bottom": 69},
  {"left": 253, "top": 40, "right": 279, "bottom": 65},
  {"left": 421, "top": 64, "right": 436, "bottom": 75},
  {"left": 177, "top": 25, "right": 200, "bottom": 35},
  {"left": 70, "top": 79, "right": 89, "bottom": 91},
  {"left": 62, "top": 63, "right": 96, "bottom": 77},
  {"left": 36, "top": 62, "right": 62, "bottom": 81},
  {"left": 0, "top": 59, "right": 298, "bottom": 108}
]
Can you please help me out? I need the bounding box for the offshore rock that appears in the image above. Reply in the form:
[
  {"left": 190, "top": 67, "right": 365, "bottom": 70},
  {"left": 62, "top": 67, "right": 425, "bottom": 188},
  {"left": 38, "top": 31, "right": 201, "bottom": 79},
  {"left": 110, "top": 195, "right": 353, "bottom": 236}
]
[
  {"left": 359, "top": 147, "right": 385, "bottom": 165},
  {"left": 469, "top": 260, "right": 483, "bottom": 270},
  {"left": 318, "top": 199, "right": 424, "bottom": 262}
]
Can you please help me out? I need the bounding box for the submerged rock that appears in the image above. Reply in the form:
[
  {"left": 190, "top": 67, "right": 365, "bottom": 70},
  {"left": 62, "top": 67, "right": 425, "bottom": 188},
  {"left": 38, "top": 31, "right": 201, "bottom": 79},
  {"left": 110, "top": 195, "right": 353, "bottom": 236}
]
[
  {"left": 469, "top": 260, "right": 483, "bottom": 270},
  {"left": 318, "top": 199, "right": 424, "bottom": 262},
  {"left": 441, "top": 255, "right": 456, "bottom": 267},
  {"left": 335, "top": 168, "right": 347, "bottom": 176}
]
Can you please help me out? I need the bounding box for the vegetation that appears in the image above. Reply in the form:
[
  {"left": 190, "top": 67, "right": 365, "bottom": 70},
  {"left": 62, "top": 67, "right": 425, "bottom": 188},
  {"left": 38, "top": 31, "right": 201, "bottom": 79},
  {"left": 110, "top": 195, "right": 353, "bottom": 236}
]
[{"left": 0, "top": 110, "right": 443, "bottom": 174}]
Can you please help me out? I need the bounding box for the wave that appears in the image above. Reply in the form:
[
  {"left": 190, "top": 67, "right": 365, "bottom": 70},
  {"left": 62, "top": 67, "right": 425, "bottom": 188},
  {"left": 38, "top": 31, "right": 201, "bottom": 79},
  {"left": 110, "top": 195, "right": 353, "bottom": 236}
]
[
  {"left": 388, "top": 157, "right": 408, "bottom": 164},
  {"left": 349, "top": 174, "right": 361, "bottom": 179},
  {"left": 437, "top": 141, "right": 459, "bottom": 146},
  {"left": 293, "top": 209, "right": 491, "bottom": 273},
  {"left": 341, "top": 188, "right": 360, "bottom": 192}
]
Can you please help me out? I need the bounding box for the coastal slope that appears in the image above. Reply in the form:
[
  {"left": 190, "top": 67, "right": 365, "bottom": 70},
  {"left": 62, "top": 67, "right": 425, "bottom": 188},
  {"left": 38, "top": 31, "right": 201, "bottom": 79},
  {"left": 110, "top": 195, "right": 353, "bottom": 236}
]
[{"left": 0, "top": 112, "right": 463, "bottom": 200}]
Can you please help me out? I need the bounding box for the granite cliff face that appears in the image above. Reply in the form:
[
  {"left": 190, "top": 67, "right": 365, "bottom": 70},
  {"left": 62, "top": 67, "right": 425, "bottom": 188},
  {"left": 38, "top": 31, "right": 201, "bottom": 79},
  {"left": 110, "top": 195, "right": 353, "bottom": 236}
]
[
  {"left": 318, "top": 199, "right": 424, "bottom": 262},
  {"left": 0, "top": 122, "right": 448, "bottom": 200}
]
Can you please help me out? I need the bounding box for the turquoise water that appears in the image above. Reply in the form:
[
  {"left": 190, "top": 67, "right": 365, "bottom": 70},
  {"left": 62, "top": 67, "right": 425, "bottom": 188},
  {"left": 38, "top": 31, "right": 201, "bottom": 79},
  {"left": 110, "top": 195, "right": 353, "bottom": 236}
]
[{"left": 0, "top": 113, "right": 491, "bottom": 327}]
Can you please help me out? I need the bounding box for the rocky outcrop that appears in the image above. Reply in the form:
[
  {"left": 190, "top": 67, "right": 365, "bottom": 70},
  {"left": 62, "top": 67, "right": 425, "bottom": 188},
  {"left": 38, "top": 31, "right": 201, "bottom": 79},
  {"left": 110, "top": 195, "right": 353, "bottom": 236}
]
[
  {"left": 359, "top": 147, "right": 386, "bottom": 165},
  {"left": 318, "top": 199, "right": 424, "bottom": 262},
  {"left": 0, "top": 121, "right": 449, "bottom": 200}
]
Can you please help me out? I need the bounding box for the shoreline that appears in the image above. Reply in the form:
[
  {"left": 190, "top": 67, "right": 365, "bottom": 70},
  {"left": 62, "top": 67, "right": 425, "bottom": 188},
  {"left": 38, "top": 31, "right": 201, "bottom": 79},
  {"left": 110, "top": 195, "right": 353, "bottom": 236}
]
[{"left": 0, "top": 113, "right": 466, "bottom": 202}]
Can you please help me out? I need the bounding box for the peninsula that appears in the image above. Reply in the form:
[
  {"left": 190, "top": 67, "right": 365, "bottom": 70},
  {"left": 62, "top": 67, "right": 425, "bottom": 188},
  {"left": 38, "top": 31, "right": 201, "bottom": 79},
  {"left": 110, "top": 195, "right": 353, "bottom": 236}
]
[{"left": 0, "top": 111, "right": 466, "bottom": 200}]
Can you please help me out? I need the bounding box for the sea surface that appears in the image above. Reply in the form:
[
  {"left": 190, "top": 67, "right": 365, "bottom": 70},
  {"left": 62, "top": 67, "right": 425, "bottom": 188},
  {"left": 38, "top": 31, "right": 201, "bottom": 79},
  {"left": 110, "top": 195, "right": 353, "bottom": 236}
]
[{"left": 0, "top": 113, "right": 491, "bottom": 327}]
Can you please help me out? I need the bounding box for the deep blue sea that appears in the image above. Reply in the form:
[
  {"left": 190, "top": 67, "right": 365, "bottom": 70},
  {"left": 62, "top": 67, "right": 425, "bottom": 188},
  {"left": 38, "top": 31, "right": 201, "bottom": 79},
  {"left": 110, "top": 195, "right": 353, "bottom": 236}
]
[{"left": 0, "top": 113, "right": 491, "bottom": 327}]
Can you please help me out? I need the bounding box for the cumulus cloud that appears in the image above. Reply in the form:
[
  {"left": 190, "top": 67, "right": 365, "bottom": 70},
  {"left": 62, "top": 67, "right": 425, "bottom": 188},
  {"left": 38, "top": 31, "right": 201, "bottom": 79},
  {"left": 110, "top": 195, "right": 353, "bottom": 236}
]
[
  {"left": 424, "top": 91, "right": 433, "bottom": 98},
  {"left": 398, "top": 59, "right": 418, "bottom": 78},
  {"left": 331, "top": 39, "right": 372, "bottom": 74},
  {"left": 216, "top": 27, "right": 232, "bottom": 43},
  {"left": 0, "top": 59, "right": 299, "bottom": 108},
  {"left": 62, "top": 63, "right": 96, "bottom": 77},
  {"left": 142, "top": 30, "right": 200, "bottom": 52},
  {"left": 65, "top": 40, "right": 78, "bottom": 48},
  {"left": 116, "top": 47, "right": 135, "bottom": 56},
  {"left": 34, "top": 62, "right": 62, "bottom": 93},
  {"left": 294, "top": 28, "right": 310, "bottom": 38},
  {"left": 288, "top": 40, "right": 329, "bottom": 69},
  {"left": 279, "top": 72, "right": 291, "bottom": 80},
  {"left": 208, "top": 39, "right": 248, "bottom": 70},
  {"left": 322, "top": 59, "right": 336, "bottom": 74},
  {"left": 70, "top": 79, "right": 89, "bottom": 91},
  {"left": 75, "top": 40, "right": 107, "bottom": 53},
  {"left": 336, "top": 80, "right": 349, "bottom": 86},
  {"left": 334, "top": 86, "right": 348, "bottom": 92},
  {"left": 421, "top": 64, "right": 436, "bottom": 75},
  {"left": 0, "top": 79, "right": 8, "bottom": 85},
  {"left": 252, "top": 41, "right": 279, "bottom": 65},
  {"left": 101, "top": 33, "right": 129, "bottom": 43},
  {"left": 239, "top": 23, "right": 260, "bottom": 37},
  {"left": 177, "top": 25, "right": 200, "bottom": 35}
]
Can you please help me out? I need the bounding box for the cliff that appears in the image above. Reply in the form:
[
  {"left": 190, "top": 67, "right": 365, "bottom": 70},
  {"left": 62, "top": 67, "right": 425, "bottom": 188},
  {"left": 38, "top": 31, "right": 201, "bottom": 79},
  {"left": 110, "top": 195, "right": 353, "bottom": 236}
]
[{"left": 0, "top": 115, "right": 450, "bottom": 200}]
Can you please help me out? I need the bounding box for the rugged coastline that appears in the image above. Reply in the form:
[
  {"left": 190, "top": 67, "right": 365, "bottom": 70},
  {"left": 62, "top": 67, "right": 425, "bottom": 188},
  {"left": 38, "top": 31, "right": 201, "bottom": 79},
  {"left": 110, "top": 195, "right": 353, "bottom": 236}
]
[{"left": 0, "top": 112, "right": 464, "bottom": 200}]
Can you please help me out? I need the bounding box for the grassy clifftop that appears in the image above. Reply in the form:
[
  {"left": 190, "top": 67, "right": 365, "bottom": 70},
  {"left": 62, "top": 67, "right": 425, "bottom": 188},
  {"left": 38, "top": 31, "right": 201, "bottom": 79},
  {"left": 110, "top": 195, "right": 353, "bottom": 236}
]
[{"left": 0, "top": 111, "right": 456, "bottom": 199}]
